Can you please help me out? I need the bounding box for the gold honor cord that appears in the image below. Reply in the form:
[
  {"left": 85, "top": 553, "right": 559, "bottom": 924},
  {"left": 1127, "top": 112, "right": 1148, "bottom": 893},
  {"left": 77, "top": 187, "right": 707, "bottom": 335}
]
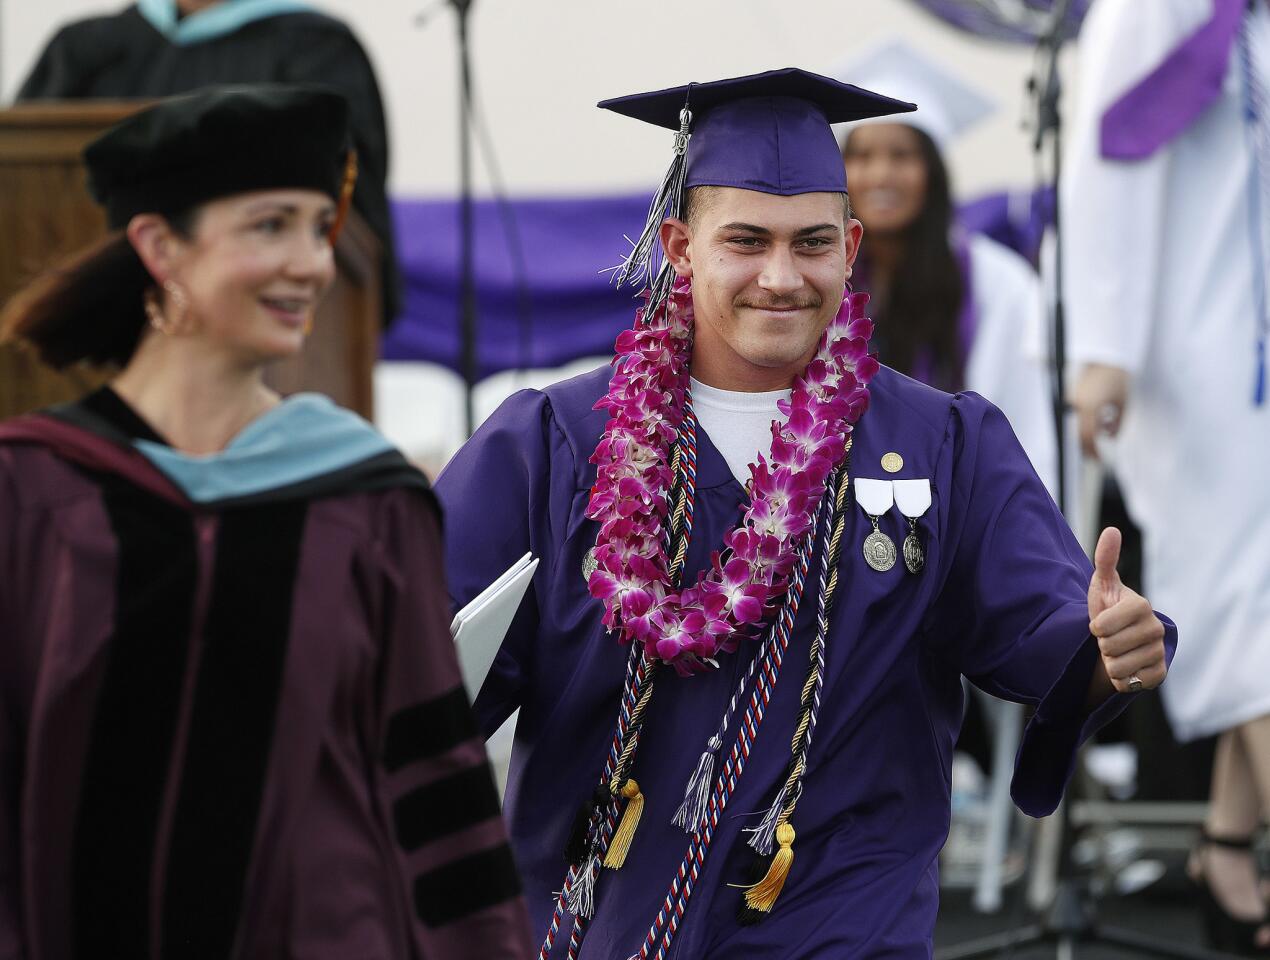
[
  {"left": 744, "top": 440, "right": 853, "bottom": 914},
  {"left": 605, "top": 437, "right": 692, "bottom": 869}
]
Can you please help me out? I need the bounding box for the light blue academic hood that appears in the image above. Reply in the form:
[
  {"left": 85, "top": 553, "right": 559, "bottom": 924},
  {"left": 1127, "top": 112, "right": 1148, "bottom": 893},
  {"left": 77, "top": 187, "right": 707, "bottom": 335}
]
[{"left": 136, "top": 0, "right": 316, "bottom": 46}]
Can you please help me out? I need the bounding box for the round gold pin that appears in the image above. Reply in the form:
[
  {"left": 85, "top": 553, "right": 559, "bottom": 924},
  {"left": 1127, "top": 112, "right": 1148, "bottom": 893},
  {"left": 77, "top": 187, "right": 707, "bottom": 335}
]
[{"left": 881, "top": 452, "right": 904, "bottom": 474}]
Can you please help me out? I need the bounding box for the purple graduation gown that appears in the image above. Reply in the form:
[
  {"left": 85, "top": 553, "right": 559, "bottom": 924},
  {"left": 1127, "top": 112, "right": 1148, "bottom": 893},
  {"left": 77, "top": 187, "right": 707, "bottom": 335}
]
[
  {"left": 435, "top": 364, "right": 1177, "bottom": 959},
  {"left": 0, "top": 393, "right": 532, "bottom": 960}
]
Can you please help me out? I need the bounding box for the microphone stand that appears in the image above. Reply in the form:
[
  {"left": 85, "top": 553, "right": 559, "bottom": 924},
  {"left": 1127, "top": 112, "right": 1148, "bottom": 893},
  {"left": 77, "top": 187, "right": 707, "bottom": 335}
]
[
  {"left": 936, "top": 3, "right": 1232, "bottom": 957},
  {"left": 452, "top": 0, "right": 478, "bottom": 437}
]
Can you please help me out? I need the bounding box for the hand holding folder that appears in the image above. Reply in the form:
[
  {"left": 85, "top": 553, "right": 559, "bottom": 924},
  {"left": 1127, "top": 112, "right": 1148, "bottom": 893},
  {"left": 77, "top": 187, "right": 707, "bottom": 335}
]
[{"left": 450, "top": 552, "right": 538, "bottom": 697}]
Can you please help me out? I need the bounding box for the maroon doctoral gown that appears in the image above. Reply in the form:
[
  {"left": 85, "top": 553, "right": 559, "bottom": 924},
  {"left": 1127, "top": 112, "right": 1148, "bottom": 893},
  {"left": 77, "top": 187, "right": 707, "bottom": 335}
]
[{"left": 0, "top": 388, "right": 531, "bottom": 960}]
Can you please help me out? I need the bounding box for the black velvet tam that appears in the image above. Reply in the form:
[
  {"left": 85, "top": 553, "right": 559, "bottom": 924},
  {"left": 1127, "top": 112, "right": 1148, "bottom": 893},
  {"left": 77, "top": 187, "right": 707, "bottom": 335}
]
[{"left": 83, "top": 84, "right": 351, "bottom": 228}]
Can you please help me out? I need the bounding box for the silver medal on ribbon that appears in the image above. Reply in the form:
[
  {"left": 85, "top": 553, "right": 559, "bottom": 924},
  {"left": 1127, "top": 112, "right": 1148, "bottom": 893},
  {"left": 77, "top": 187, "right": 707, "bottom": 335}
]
[
  {"left": 863, "top": 519, "right": 897, "bottom": 572},
  {"left": 894, "top": 479, "right": 932, "bottom": 575},
  {"left": 855, "top": 478, "right": 897, "bottom": 572}
]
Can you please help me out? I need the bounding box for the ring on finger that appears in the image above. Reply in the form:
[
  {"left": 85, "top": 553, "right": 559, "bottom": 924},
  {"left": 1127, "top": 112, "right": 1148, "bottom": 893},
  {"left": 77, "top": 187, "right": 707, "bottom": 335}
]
[{"left": 1127, "top": 674, "right": 1144, "bottom": 693}]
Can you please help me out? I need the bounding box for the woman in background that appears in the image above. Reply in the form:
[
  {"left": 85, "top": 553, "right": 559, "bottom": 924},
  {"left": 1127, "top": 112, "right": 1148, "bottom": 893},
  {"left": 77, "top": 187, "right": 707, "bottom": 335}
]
[
  {"left": 0, "top": 85, "right": 530, "bottom": 959},
  {"left": 835, "top": 42, "right": 1059, "bottom": 892},
  {"left": 836, "top": 41, "right": 1057, "bottom": 494}
]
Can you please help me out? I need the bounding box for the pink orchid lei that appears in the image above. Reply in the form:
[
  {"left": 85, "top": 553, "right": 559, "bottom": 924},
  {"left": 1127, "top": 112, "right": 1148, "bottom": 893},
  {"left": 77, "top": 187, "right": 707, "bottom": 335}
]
[{"left": 585, "top": 279, "right": 879, "bottom": 676}]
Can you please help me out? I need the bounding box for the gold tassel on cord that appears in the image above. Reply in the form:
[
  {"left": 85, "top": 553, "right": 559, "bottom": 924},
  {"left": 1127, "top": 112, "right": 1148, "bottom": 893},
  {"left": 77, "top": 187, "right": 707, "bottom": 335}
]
[
  {"left": 743, "top": 822, "right": 795, "bottom": 913},
  {"left": 603, "top": 779, "right": 644, "bottom": 869}
]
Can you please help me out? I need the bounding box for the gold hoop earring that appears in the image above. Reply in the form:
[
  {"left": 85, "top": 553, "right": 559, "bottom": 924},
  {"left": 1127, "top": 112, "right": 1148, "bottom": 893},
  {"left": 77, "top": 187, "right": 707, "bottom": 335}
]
[
  {"left": 163, "top": 280, "right": 190, "bottom": 334},
  {"left": 144, "top": 287, "right": 175, "bottom": 335}
]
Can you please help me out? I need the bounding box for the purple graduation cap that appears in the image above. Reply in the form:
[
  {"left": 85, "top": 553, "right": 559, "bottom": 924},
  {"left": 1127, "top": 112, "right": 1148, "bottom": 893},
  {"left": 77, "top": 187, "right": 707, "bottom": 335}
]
[
  {"left": 598, "top": 67, "right": 914, "bottom": 297},
  {"left": 601, "top": 66, "right": 915, "bottom": 195}
]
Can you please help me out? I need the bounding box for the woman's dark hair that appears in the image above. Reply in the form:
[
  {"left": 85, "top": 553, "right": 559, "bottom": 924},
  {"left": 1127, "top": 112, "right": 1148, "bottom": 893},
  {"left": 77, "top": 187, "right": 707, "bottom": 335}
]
[
  {"left": 853, "top": 127, "right": 965, "bottom": 391},
  {"left": 0, "top": 209, "right": 196, "bottom": 370}
]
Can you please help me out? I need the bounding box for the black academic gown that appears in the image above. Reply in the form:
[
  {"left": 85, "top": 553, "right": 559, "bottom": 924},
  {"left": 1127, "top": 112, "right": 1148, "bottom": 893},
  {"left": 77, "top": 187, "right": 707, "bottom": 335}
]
[{"left": 17, "top": 5, "right": 401, "bottom": 325}]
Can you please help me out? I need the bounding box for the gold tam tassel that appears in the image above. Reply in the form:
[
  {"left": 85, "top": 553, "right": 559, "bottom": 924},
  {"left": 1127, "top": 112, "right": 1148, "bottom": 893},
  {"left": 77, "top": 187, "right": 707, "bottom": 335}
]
[
  {"left": 743, "top": 822, "right": 795, "bottom": 913},
  {"left": 328, "top": 148, "right": 359, "bottom": 244},
  {"left": 603, "top": 779, "right": 644, "bottom": 869}
]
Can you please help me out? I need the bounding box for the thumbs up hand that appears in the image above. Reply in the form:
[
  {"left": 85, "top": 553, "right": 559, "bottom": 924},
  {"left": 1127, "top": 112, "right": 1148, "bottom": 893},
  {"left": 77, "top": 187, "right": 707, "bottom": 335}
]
[{"left": 1088, "top": 527, "right": 1168, "bottom": 695}]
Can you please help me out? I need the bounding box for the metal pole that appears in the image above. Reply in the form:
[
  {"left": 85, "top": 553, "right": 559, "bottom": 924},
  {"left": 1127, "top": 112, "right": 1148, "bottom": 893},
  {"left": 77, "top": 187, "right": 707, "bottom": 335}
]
[{"left": 452, "top": 0, "right": 477, "bottom": 437}]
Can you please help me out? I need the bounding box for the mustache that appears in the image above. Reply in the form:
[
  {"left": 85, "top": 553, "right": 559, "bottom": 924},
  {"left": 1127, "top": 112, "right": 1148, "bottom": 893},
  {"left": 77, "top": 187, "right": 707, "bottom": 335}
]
[{"left": 735, "top": 296, "right": 822, "bottom": 311}]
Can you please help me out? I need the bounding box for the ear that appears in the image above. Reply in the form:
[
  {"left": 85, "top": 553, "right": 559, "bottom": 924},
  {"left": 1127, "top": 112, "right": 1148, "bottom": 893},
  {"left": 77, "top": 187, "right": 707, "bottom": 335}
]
[
  {"left": 843, "top": 217, "right": 865, "bottom": 283},
  {"left": 125, "top": 213, "right": 185, "bottom": 285},
  {"left": 658, "top": 217, "right": 693, "bottom": 279}
]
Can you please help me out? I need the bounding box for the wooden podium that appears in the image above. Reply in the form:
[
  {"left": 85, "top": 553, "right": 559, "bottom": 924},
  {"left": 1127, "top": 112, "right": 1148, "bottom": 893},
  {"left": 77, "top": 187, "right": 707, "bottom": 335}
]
[{"left": 0, "top": 102, "right": 380, "bottom": 421}]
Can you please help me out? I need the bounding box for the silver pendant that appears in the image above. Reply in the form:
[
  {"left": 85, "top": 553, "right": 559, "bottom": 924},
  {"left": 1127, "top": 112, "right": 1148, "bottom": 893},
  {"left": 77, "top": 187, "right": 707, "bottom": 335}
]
[
  {"left": 582, "top": 546, "right": 599, "bottom": 581},
  {"left": 903, "top": 521, "right": 925, "bottom": 575},
  {"left": 862, "top": 518, "right": 896, "bottom": 572}
]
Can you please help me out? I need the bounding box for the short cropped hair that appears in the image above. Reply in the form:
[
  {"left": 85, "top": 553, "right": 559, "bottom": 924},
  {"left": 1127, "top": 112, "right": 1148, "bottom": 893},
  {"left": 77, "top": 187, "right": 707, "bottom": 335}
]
[{"left": 682, "top": 186, "right": 852, "bottom": 227}]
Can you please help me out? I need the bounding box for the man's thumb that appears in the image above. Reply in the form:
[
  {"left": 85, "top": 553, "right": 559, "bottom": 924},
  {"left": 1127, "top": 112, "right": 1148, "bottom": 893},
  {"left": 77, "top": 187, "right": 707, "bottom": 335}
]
[
  {"left": 1090, "top": 526, "right": 1123, "bottom": 616},
  {"left": 1093, "top": 527, "right": 1122, "bottom": 581}
]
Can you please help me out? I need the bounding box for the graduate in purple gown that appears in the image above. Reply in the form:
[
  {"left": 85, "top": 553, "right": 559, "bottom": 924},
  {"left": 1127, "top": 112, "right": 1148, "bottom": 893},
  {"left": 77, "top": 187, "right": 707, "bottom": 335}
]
[
  {"left": 0, "top": 87, "right": 530, "bottom": 959},
  {"left": 435, "top": 69, "right": 1176, "bottom": 959}
]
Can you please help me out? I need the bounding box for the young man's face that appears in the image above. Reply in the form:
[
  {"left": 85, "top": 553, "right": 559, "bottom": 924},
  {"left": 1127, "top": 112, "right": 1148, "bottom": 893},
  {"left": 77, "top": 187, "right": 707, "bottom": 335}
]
[{"left": 660, "top": 187, "right": 863, "bottom": 392}]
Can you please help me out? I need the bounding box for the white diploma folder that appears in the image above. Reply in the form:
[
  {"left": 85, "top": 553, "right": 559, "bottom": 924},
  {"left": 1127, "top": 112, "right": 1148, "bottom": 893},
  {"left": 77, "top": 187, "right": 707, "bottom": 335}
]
[{"left": 450, "top": 552, "right": 539, "bottom": 697}]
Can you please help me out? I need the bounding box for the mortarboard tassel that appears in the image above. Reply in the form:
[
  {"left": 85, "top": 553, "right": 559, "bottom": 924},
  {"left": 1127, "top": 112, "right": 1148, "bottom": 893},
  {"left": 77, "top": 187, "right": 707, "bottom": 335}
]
[
  {"left": 613, "top": 106, "right": 692, "bottom": 316},
  {"left": 603, "top": 778, "right": 644, "bottom": 869},
  {"left": 742, "top": 822, "right": 796, "bottom": 914},
  {"left": 327, "top": 148, "right": 359, "bottom": 244}
]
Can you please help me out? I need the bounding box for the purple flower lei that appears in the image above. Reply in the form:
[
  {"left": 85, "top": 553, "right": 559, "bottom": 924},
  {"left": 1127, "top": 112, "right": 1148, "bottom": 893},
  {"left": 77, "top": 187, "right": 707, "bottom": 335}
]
[{"left": 585, "top": 279, "right": 878, "bottom": 675}]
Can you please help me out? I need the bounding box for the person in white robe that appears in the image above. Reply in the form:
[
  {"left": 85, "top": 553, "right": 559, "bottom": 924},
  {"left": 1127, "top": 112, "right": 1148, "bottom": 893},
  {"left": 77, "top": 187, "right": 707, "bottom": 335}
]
[{"left": 1063, "top": 0, "right": 1270, "bottom": 948}]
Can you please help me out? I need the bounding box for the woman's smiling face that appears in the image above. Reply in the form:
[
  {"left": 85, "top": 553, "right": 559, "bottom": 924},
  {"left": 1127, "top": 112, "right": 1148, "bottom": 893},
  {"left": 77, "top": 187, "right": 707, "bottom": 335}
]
[
  {"left": 163, "top": 188, "right": 337, "bottom": 362},
  {"left": 842, "top": 124, "right": 929, "bottom": 236}
]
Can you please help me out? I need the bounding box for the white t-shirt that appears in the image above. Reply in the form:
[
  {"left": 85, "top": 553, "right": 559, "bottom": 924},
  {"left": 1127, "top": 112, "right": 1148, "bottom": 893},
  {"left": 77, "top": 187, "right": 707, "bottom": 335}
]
[{"left": 689, "top": 377, "right": 790, "bottom": 485}]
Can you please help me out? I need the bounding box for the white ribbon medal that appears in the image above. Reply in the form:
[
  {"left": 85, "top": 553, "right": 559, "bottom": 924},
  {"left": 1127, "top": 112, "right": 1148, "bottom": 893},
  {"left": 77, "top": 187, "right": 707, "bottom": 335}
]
[
  {"left": 893, "top": 479, "right": 932, "bottom": 574},
  {"left": 855, "top": 478, "right": 896, "bottom": 572}
]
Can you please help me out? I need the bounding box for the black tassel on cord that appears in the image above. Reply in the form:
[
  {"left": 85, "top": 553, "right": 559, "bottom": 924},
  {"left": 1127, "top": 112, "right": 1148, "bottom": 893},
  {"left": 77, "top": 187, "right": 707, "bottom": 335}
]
[
  {"left": 564, "top": 784, "right": 611, "bottom": 866},
  {"left": 734, "top": 848, "right": 775, "bottom": 926}
]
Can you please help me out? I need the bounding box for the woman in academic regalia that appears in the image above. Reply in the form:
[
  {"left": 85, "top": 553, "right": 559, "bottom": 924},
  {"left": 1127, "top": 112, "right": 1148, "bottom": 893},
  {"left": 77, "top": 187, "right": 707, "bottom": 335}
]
[
  {"left": 0, "top": 86, "right": 531, "bottom": 960},
  {"left": 834, "top": 41, "right": 1057, "bottom": 495}
]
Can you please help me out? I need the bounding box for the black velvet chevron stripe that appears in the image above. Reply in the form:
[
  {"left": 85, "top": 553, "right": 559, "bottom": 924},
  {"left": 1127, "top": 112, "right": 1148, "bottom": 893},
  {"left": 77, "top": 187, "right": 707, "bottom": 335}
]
[
  {"left": 73, "top": 482, "right": 198, "bottom": 959},
  {"left": 160, "top": 500, "right": 307, "bottom": 959},
  {"left": 412, "top": 843, "right": 523, "bottom": 928},
  {"left": 393, "top": 764, "right": 502, "bottom": 852},
  {"left": 383, "top": 687, "right": 478, "bottom": 773}
]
